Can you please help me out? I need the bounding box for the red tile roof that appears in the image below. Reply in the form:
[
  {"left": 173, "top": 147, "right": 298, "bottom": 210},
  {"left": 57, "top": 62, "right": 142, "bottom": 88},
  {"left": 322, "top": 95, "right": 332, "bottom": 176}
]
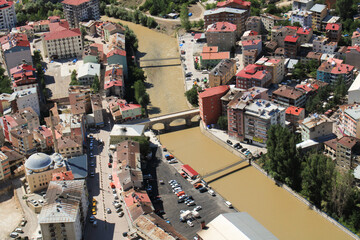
[
  {"left": 326, "top": 23, "right": 340, "bottom": 31},
  {"left": 198, "top": 85, "right": 229, "bottom": 98},
  {"left": 296, "top": 27, "right": 312, "bottom": 35},
  {"left": 242, "top": 39, "right": 261, "bottom": 46},
  {"left": 52, "top": 171, "right": 74, "bottom": 181},
  {"left": 107, "top": 48, "right": 126, "bottom": 58},
  {"left": 346, "top": 45, "right": 360, "bottom": 53},
  {"left": 0, "top": 0, "right": 13, "bottom": 10},
  {"left": 284, "top": 35, "right": 299, "bottom": 42},
  {"left": 295, "top": 84, "right": 315, "bottom": 93},
  {"left": 181, "top": 164, "right": 199, "bottom": 178},
  {"left": 201, "top": 51, "right": 230, "bottom": 60},
  {"left": 104, "top": 80, "right": 123, "bottom": 89},
  {"left": 286, "top": 106, "right": 304, "bottom": 116},
  {"left": 61, "top": 0, "right": 90, "bottom": 5},
  {"left": 206, "top": 22, "right": 237, "bottom": 32},
  {"left": 49, "top": 20, "right": 69, "bottom": 32},
  {"left": 43, "top": 28, "right": 81, "bottom": 41},
  {"left": 119, "top": 103, "right": 141, "bottom": 111},
  {"left": 330, "top": 63, "right": 354, "bottom": 74},
  {"left": 236, "top": 64, "right": 268, "bottom": 80},
  {"left": 202, "top": 46, "right": 218, "bottom": 53},
  {"left": 217, "top": 0, "right": 251, "bottom": 8}
]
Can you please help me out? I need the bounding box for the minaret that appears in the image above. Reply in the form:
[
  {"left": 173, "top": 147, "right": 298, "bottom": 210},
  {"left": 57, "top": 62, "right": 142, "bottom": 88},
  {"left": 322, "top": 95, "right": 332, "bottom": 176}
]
[{"left": 49, "top": 111, "right": 59, "bottom": 153}]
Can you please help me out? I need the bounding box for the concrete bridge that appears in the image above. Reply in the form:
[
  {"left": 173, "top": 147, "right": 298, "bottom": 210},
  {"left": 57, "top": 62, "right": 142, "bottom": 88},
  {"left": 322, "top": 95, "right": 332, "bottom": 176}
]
[{"left": 136, "top": 108, "right": 200, "bottom": 130}]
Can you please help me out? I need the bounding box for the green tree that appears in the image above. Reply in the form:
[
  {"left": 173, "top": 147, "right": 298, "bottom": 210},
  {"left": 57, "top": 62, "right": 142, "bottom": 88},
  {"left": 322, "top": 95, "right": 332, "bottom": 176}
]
[
  {"left": 134, "top": 80, "right": 150, "bottom": 116},
  {"left": 264, "top": 125, "right": 302, "bottom": 190},
  {"left": 70, "top": 70, "right": 79, "bottom": 85},
  {"left": 80, "top": 26, "right": 87, "bottom": 38},
  {"left": 180, "top": 4, "right": 191, "bottom": 31},
  {"left": 91, "top": 74, "right": 100, "bottom": 93},
  {"left": 33, "top": 50, "right": 43, "bottom": 65},
  {"left": 184, "top": 85, "right": 199, "bottom": 107},
  {"left": 301, "top": 153, "right": 336, "bottom": 207},
  {"left": 217, "top": 116, "right": 228, "bottom": 130},
  {"left": 0, "top": 66, "right": 12, "bottom": 94}
]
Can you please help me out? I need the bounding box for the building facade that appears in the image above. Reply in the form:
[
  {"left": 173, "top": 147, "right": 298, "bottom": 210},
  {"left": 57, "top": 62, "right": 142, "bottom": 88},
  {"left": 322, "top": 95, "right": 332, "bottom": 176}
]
[
  {"left": 255, "top": 57, "right": 285, "bottom": 84},
  {"left": 310, "top": 4, "right": 327, "bottom": 31},
  {"left": 206, "top": 22, "right": 237, "bottom": 51},
  {"left": 204, "top": 8, "right": 248, "bottom": 35},
  {"left": 317, "top": 59, "right": 354, "bottom": 85},
  {"left": 236, "top": 64, "right": 272, "bottom": 89},
  {"left": 62, "top": 0, "right": 100, "bottom": 28},
  {"left": 272, "top": 85, "right": 307, "bottom": 107},
  {"left": 77, "top": 63, "right": 100, "bottom": 85},
  {"left": 208, "top": 59, "right": 237, "bottom": 87},
  {"left": 9, "top": 87, "right": 40, "bottom": 116},
  {"left": 0, "top": 0, "right": 16, "bottom": 30},
  {"left": 291, "top": 10, "right": 312, "bottom": 28},
  {"left": 299, "top": 114, "right": 333, "bottom": 141},
  {"left": 326, "top": 23, "right": 342, "bottom": 42},
  {"left": 260, "top": 13, "right": 284, "bottom": 32},
  {"left": 313, "top": 36, "right": 337, "bottom": 54}
]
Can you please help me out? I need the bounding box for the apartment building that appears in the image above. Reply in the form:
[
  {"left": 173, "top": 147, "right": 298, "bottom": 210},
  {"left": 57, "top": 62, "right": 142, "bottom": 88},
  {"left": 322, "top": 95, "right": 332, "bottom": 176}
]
[
  {"left": 0, "top": 93, "right": 10, "bottom": 114},
  {"left": 242, "top": 49, "right": 258, "bottom": 66},
  {"left": 296, "top": 27, "right": 313, "bottom": 43},
  {"left": 291, "top": 10, "right": 312, "bottom": 28},
  {"left": 352, "top": 29, "right": 360, "bottom": 46},
  {"left": 104, "top": 65, "right": 124, "bottom": 97},
  {"left": 0, "top": 0, "right": 16, "bottom": 30},
  {"left": 209, "top": 59, "right": 236, "bottom": 87},
  {"left": 10, "top": 128, "right": 37, "bottom": 155},
  {"left": 108, "top": 98, "right": 142, "bottom": 123},
  {"left": 57, "top": 136, "right": 83, "bottom": 158},
  {"left": 200, "top": 46, "right": 230, "bottom": 69},
  {"left": 106, "top": 49, "right": 127, "bottom": 77},
  {"left": 348, "top": 74, "right": 360, "bottom": 104},
  {"left": 198, "top": 85, "right": 230, "bottom": 126},
  {"left": 39, "top": 180, "right": 88, "bottom": 240},
  {"left": 216, "top": 0, "right": 251, "bottom": 11},
  {"left": 326, "top": 23, "right": 342, "bottom": 42},
  {"left": 292, "top": 0, "right": 314, "bottom": 11},
  {"left": 206, "top": 22, "right": 237, "bottom": 51},
  {"left": 313, "top": 36, "right": 337, "bottom": 54},
  {"left": 90, "top": 94, "right": 104, "bottom": 127},
  {"left": 245, "top": 16, "right": 261, "bottom": 33},
  {"left": 255, "top": 57, "right": 285, "bottom": 84},
  {"left": 260, "top": 13, "right": 284, "bottom": 32},
  {"left": 25, "top": 153, "right": 67, "bottom": 193},
  {"left": 9, "top": 87, "right": 40, "bottom": 116},
  {"left": 204, "top": 8, "right": 248, "bottom": 35},
  {"left": 0, "top": 33, "right": 33, "bottom": 74},
  {"left": 236, "top": 64, "right": 272, "bottom": 89},
  {"left": 285, "top": 106, "right": 305, "bottom": 127},
  {"left": 271, "top": 26, "right": 298, "bottom": 47},
  {"left": 42, "top": 27, "right": 83, "bottom": 59},
  {"left": 336, "top": 136, "right": 360, "bottom": 169},
  {"left": 345, "top": 45, "right": 360, "bottom": 69},
  {"left": 33, "top": 126, "right": 59, "bottom": 152},
  {"left": 272, "top": 85, "right": 307, "bottom": 107},
  {"left": 284, "top": 35, "right": 300, "bottom": 58},
  {"left": 77, "top": 62, "right": 100, "bottom": 85},
  {"left": 227, "top": 98, "right": 285, "bottom": 146},
  {"left": 0, "top": 151, "right": 10, "bottom": 181},
  {"left": 101, "top": 22, "right": 125, "bottom": 42},
  {"left": 241, "top": 39, "right": 262, "bottom": 56},
  {"left": 299, "top": 114, "right": 333, "bottom": 141},
  {"left": 317, "top": 58, "right": 354, "bottom": 85},
  {"left": 339, "top": 104, "right": 360, "bottom": 138},
  {"left": 10, "top": 64, "right": 37, "bottom": 91},
  {"left": 62, "top": 0, "right": 100, "bottom": 28},
  {"left": 310, "top": 4, "right": 327, "bottom": 31}
]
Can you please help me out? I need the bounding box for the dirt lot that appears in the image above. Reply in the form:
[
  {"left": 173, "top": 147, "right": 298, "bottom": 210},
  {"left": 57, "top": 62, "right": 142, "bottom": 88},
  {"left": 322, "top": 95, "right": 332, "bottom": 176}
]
[{"left": 0, "top": 192, "right": 22, "bottom": 239}]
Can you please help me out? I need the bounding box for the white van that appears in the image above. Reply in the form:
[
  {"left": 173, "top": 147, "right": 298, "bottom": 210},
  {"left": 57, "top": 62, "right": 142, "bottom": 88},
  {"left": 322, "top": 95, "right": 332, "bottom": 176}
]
[
  {"left": 208, "top": 189, "right": 216, "bottom": 196},
  {"left": 225, "top": 201, "right": 233, "bottom": 208},
  {"left": 10, "top": 232, "right": 19, "bottom": 238}
]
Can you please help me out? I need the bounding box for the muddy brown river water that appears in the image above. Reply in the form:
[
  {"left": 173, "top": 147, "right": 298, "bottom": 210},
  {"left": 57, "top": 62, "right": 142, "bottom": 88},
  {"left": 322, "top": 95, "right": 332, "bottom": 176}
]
[{"left": 103, "top": 17, "right": 353, "bottom": 240}]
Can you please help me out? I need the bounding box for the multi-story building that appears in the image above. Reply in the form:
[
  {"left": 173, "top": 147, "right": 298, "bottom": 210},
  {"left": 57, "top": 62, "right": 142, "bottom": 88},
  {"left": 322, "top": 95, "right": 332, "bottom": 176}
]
[
  {"left": 0, "top": 33, "right": 33, "bottom": 74},
  {"left": 0, "top": 0, "right": 16, "bottom": 30},
  {"left": 255, "top": 57, "right": 285, "bottom": 84},
  {"left": 57, "top": 136, "right": 83, "bottom": 158},
  {"left": 62, "top": 0, "right": 100, "bottom": 28},
  {"left": 200, "top": 46, "right": 230, "bottom": 69},
  {"left": 206, "top": 22, "right": 237, "bottom": 51},
  {"left": 208, "top": 59, "right": 237, "bottom": 88},
  {"left": 310, "top": 4, "right": 327, "bottom": 31},
  {"left": 101, "top": 22, "right": 125, "bottom": 42},
  {"left": 216, "top": 0, "right": 251, "bottom": 11},
  {"left": 352, "top": 29, "right": 360, "bottom": 46},
  {"left": 317, "top": 58, "right": 354, "bottom": 85},
  {"left": 42, "top": 27, "right": 83, "bottom": 59},
  {"left": 106, "top": 49, "right": 127, "bottom": 78},
  {"left": 0, "top": 93, "right": 11, "bottom": 114},
  {"left": 260, "top": 13, "right": 284, "bottom": 32},
  {"left": 291, "top": 10, "right": 312, "bottom": 28},
  {"left": 0, "top": 151, "right": 10, "bottom": 181},
  {"left": 299, "top": 114, "right": 333, "bottom": 141},
  {"left": 204, "top": 8, "right": 248, "bottom": 36},
  {"left": 77, "top": 62, "right": 100, "bottom": 85},
  {"left": 292, "top": 0, "right": 314, "bottom": 11},
  {"left": 39, "top": 179, "right": 88, "bottom": 240},
  {"left": 339, "top": 104, "right": 360, "bottom": 138},
  {"left": 10, "top": 127, "right": 37, "bottom": 155},
  {"left": 104, "top": 65, "right": 124, "bottom": 97},
  {"left": 312, "top": 36, "right": 337, "bottom": 54},
  {"left": 284, "top": 35, "right": 300, "bottom": 58},
  {"left": 33, "top": 126, "right": 59, "bottom": 152},
  {"left": 25, "top": 153, "right": 67, "bottom": 193},
  {"left": 285, "top": 106, "right": 305, "bottom": 127},
  {"left": 108, "top": 98, "right": 142, "bottom": 123},
  {"left": 272, "top": 85, "right": 307, "bottom": 107},
  {"left": 236, "top": 64, "right": 272, "bottom": 89},
  {"left": 326, "top": 23, "right": 342, "bottom": 42},
  {"left": 335, "top": 136, "right": 360, "bottom": 169},
  {"left": 271, "top": 26, "right": 298, "bottom": 47},
  {"left": 228, "top": 98, "right": 285, "bottom": 146},
  {"left": 348, "top": 74, "right": 360, "bottom": 104},
  {"left": 198, "top": 85, "right": 230, "bottom": 125},
  {"left": 116, "top": 141, "right": 143, "bottom": 191},
  {"left": 9, "top": 87, "right": 40, "bottom": 116},
  {"left": 90, "top": 94, "right": 104, "bottom": 127},
  {"left": 296, "top": 27, "right": 313, "bottom": 44},
  {"left": 345, "top": 45, "right": 360, "bottom": 69},
  {"left": 10, "top": 64, "right": 37, "bottom": 91},
  {"left": 241, "top": 39, "right": 262, "bottom": 56},
  {"left": 245, "top": 16, "right": 261, "bottom": 33},
  {"left": 242, "top": 49, "right": 258, "bottom": 66}
]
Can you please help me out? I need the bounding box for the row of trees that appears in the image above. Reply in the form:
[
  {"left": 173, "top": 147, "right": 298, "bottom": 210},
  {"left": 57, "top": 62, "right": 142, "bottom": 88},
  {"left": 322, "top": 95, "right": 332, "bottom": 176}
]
[
  {"left": 262, "top": 125, "right": 360, "bottom": 234},
  {"left": 16, "top": 0, "right": 63, "bottom": 26},
  {"left": 33, "top": 50, "right": 48, "bottom": 99},
  {"left": 292, "top": 59, "right": 320, "bottom": 80},
  {"left": 104, "top": 6, "right": 158, "bottom": 29},
  {"left": 140, "top": 0, "right": 197, "bottom": 16}
]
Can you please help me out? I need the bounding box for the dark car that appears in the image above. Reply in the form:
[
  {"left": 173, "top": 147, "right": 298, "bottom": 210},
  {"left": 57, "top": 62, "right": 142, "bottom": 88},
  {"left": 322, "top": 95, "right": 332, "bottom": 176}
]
[
  {"left": 199, "top": 187, "right": 207, "bottom": 193},
  {"left": 241, "top": 148, "right": 248, "bottom": 153},
  {"left": 226, "top": 140, "right": 232, "bottom": 145},
  {"left": 234, "top": 143, "right": 240, "bottom": 148},
  {"left": 178, "top": 198, "right": 185, "bottom": 203},
  {"left": 109, "top": 158, "right": 113, "bottom": 163}
]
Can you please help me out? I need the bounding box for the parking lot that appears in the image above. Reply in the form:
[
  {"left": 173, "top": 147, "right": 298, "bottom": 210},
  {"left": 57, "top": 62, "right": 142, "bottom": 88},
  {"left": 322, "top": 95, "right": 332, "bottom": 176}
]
[{"left": 146, "top": 148, "right": 236, "bottom": 239}]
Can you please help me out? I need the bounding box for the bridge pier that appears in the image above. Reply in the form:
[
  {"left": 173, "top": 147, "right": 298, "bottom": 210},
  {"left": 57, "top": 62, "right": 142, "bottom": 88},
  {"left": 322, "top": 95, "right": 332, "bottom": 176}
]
[
  {"left": 185, "top": 118, "right": 192, "bottom": 127},
  {"left": 164, "top": 123, "right": 170, "bottom": 131}
]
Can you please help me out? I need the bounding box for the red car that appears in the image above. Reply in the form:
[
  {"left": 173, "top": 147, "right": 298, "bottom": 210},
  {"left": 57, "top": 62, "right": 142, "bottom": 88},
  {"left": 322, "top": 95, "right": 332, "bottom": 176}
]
[
  {"left": 181, "top": 172, "right": 187, "bottom": 178},
  {"left": 176, "top": 191, "right": 185, "bottom": 197},
  {"left": 108, "top": 163, "right": 112, "bottom": 168}
]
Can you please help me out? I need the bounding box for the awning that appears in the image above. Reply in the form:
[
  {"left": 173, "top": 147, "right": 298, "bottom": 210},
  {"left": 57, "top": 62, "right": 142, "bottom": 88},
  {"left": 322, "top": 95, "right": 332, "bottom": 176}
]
[{"left": 181, "top": 164, "right": 199, "bottom": 178}]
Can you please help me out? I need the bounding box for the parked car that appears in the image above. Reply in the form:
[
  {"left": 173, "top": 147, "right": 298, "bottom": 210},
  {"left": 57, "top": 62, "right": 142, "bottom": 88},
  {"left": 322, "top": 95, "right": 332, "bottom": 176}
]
[
  {"left": 226, "top": 140, "right": 233, "bottom": 145},
  {"left": 106, "top": 208, "right": 112, "bottom": 214},
  {"left": 194, "top": 183, "right": 203, "bottom": 189},
  {"left": 89, "top": 216, "right": 95, "bottom": 223},
  {"left": 118, "top": 212, "right": 124, "bottom": 217},
  {"left": 108, "top": 163, "right": 112, "bottom": 168},
  {"left": 181, "top": 172, "right": 187, "bottom": 178},
  {"left": 108, "top": 174, "right": 112, "bottom": 180},
  {"left": 199, "top": 187, "right": 207, "bottom": 193},
  {"left": 187, "top": 220, "right": 194, "bottom": 227},
  {"left": 178, "top": 198, "right": 185, "bottom": 203},
  {"left": 187, "top": 201, "right": 195, "bottom": 206},
  {"left": 194, "top": 206, "right": 202, "bottom": 211},
  {"left": 208, "top": 189, "right": 216, "bottom": 196},
  {"left": 241, "top": 148, "right": 247, "bottom": 153},
  {"left": 176, "top": 191, "right": 185, "bottom": 197},
  {"left": 10, "top": 232, "right": 19, "bottom": 238},
  {"left": 15, "top": 228, "right": 23, "bottom": 233}
]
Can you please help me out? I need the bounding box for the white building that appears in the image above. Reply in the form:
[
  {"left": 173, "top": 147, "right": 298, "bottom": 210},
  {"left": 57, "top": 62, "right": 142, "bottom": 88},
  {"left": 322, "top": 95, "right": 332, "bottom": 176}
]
[
  {"left": 313, "top": 36, "right": 337, "bottom": 54},
  {"left": 39, "top": 180, "right": 88, "bottom": 240},
  {"left": 299, "top": 114, "right": 333, "bottom": 141},
  {"left": 244, "top": 99, "right": 285, "bottom": 146},
  {"left": 348, "top": 74, "right": 360, "bottom": 104},
  {"left": 292, "top": 0, "right": 314, "bottom": 11},
  {"left": 291, "top": 10, "right": 312, "bottom": 28},
  {"left": 77, "top": 63, "right": 100, "bottom": 85},
  {"left": 9, "top": 87, "right": 40, "bottom": 116},
  {"left": 0, "top": 0, "right": 16, "bottom": 30}
]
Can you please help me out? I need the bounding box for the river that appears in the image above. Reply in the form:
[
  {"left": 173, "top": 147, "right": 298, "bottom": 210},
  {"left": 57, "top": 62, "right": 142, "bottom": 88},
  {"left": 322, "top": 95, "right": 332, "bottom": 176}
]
[{"left": 103, "top": 17, "right": 353, "bottom": 240}]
